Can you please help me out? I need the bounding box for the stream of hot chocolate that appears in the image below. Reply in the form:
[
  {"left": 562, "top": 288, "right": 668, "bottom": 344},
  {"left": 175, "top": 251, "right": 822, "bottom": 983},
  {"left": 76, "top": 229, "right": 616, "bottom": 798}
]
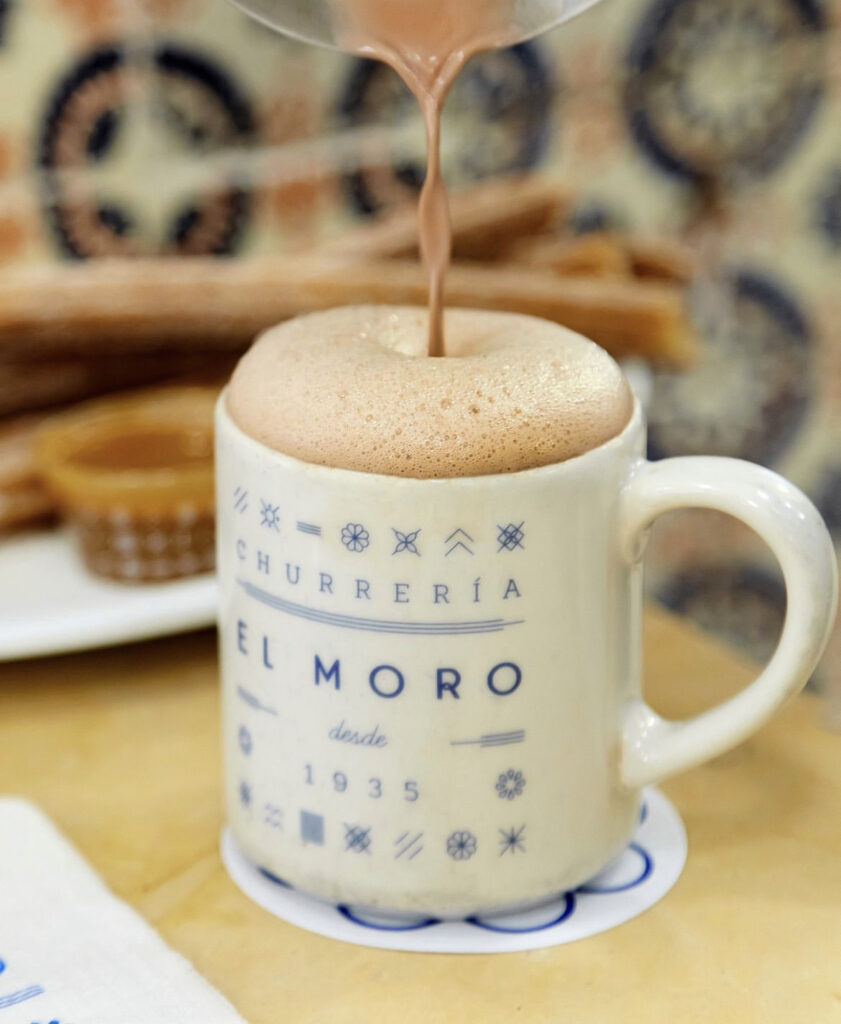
[{"left": 333, "top": 0, "right": 515, "bottom": 356}]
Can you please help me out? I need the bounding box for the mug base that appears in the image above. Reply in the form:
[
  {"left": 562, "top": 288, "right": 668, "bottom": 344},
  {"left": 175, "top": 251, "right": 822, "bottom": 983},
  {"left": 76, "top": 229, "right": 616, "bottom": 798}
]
[{"left": 220, "top": 788, "right": 688, "bottom": 953}]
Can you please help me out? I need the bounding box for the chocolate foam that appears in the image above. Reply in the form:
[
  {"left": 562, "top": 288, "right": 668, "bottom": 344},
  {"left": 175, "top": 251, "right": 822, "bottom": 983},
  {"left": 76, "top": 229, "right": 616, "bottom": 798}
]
[{"left": 226, "top": 306, "right": 633, "bottom": 478}]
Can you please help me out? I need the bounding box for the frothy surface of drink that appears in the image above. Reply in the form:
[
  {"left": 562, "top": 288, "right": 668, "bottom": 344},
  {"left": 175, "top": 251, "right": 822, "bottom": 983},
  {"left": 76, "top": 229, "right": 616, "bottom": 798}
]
[
  {"left": 333, "top": 0, "right": 515, "bottom": 357},
  {"left": 227, "top": 306, "right": 634, "bottom": 478}
]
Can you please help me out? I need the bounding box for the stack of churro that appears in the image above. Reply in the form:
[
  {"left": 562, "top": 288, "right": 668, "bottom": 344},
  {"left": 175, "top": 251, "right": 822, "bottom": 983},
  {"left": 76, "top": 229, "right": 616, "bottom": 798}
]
[{"left": 0, "top": 173, "right": 698, "bottom": 550}]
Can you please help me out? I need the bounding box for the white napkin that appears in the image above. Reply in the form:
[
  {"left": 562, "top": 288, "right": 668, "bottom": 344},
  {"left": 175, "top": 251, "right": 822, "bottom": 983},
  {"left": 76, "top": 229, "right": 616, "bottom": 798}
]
[{"left": 0, "top": 798, "right": 249, "bottom": 1024}]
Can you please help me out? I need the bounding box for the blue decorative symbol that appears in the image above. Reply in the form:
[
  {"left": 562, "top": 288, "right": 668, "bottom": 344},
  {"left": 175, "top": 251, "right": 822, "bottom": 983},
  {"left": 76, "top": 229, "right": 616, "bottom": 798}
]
[
  {"left": 301, "top": 810, "right": 325, "bottom": 845},
  {"left": 444, "top": 528, "right": 475, "bottom": 556},
  {"left": 240, "top": 580, "right": 525, "bottom": 636},
  {"left": 236, "top": 684, "right": 278, "bottom": 716},
  {"left": 394, "top": 831, "right": 424, "bottom": 860},
  {"left": 296, "top": 521, "right": 322, "bottom": 536},
  {"left": 233, "top": 487, "right": 248, "bottom": 513},
  {"left": 344, "top": 824, "right": 372, "bottom": 853},
  {"left": 260, "top": 500, "right": 280, "bottom": 531},
  {"left": 451, "top": 729, "right": 526, "bottom": 748},
  {"left": 468, "top": 894, "right": 576, "bottom": 933},
  {"left": 259, "top": 867, "right": 292, "bottom": 888},
  {"left": 497, "top": 522, "right": 525, "bottom": 552},
  {"left": 263, "top": 804, "right": 283, "bottom": 829},
  {"left": 0, "top": 984, "right": 45, "bottom": 1009},
  {"left": 499, "top": 825, "right": 526, "bottom": 856},
  {"left": 446, "top": 830, "right": 477, "bottom": 861},
  {"left": 339, "top": 906, "right": 439, "bottom": 930},
  {"left": 495, "top": 769, "right": 526, "bottom": 800},
  {"left": 578, "top": 843, "right": 653, "bottom": 893},
  {"left": 392, "top": 528, "right": 421, "bottom": 556},
  {"left": 238, "top": 725, "right": 253, "bottom": 756},
  {"left": 341, "top": 523, "right": 370, "bottom": 553},
  {"left": 238, "top": 780, "right": 252, "bottom": 808}
]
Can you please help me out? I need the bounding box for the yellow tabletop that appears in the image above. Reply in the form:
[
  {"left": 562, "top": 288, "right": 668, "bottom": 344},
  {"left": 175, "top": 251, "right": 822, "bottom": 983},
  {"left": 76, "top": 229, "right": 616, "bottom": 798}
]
[{"left": 1, "top": 607, "right": 839, "bottom": 1023}]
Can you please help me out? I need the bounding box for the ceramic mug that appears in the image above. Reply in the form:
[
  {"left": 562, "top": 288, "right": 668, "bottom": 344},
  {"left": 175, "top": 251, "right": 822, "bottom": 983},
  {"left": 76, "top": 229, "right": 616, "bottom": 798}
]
[{"left": 216, "top": 395, "right": 837, "bottom": 917}]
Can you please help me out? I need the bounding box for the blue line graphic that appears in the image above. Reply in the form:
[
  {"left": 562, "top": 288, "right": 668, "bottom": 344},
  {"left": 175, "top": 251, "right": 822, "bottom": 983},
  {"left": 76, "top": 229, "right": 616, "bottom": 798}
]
[
  {"left": 259, "top": 866, "right": 293, "bottom": 888},
  {"left": 296, "top": 522, "right": 322, "bottom": 536},
  {"left": 238, "top": 580, "right": 525, "bottom": 635},
  {"left": 0, "top": 984, "right": 45, "bottom": 1009},
  {"left": 236, "top": 685, "right": 277, "bottom": 716},
  {"left": 577, "top": 843, "right": 653, "bottom": 894},
  {"left": 338, "top": 906, "right": 440, "bottom": 931},
  {"left": 451, "top": 730, "right": 526, "bottom": 747},
  {"left": 467, "top": 893, "right": 576, "bottom": 933}
]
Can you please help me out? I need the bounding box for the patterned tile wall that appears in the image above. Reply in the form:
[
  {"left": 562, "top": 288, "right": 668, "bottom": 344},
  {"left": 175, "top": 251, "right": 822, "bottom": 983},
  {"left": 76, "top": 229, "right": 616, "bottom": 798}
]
[{"left": 0, "top": 0, "right": 839, "bottom": 703}]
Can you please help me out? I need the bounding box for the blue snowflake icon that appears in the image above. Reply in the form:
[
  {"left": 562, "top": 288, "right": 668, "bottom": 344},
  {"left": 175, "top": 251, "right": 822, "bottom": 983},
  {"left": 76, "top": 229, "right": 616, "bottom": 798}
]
[
  {"left": 495, "top": 769, "right": 526, "bottom": 800},
  {"left": 499, "top": 825, "right": 526, "bottom": 856},
  {"left": 260, "top": 499, "right": 280, "bottom": 531},
  {"left": 392, "top": 528, "right": 421, "bottom": 556},
  {"left": 497, "top": 522, "right": 525, "bottom": 552},
  {"left": 344, "top": 823, "right": 372, "bottom": 854},
  {"left": 341, "top": 523, "right": 370, "bottom": 552},
  {"left": 446, "top": 830, "right": 477, "bottom": 861}
]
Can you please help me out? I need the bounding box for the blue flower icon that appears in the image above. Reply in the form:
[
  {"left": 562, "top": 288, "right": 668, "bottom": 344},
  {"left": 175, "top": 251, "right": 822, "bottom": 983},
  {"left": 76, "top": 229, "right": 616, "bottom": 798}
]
[
  {"left": 341, "top": 523, "right": 370, "bottom": 552},
  {"left": 495, "top": 769, "right": 526, "bottom": 800},
  {"left": 446, "top": 830, "right": 477, "bottom": 861},
  {"left": 392, "top": 528, "right": 421, "bottom": 556}
]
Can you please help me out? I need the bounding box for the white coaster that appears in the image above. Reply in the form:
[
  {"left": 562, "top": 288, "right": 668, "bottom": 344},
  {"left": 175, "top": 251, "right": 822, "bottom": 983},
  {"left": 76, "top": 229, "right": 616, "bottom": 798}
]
[{"left": 222, "top": 787, "right": 686, "bottom": 954}]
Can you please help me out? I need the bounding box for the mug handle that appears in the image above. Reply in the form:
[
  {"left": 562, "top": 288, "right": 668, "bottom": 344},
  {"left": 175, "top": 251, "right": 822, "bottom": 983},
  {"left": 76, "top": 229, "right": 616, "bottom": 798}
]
[{"left": 619, "top": 456, "right": 838, "bottom": 789}]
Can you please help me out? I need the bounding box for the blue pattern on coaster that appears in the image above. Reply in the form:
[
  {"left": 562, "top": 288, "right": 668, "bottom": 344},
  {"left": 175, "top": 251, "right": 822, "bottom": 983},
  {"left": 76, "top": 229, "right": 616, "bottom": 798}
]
[
  {"left": 338, "top": 907, "right": 440, "bottom": 931},
  {"left": 578, "top": 843, "right": 653, "bottom": 893},
  {"left": 257, "top": 843, "right": 653, "bottom": 935},
  {"left": 222, "top": 788, "right": 687, "bottom": 953},
  {"left": 467, "top": 893, "right": 577, "bottom": 934}
]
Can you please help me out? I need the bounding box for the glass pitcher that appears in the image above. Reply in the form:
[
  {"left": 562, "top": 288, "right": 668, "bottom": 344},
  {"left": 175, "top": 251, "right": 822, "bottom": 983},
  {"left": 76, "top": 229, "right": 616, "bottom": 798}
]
[{"left": 226, "top": 0, "right": 605, "bottom": 50}]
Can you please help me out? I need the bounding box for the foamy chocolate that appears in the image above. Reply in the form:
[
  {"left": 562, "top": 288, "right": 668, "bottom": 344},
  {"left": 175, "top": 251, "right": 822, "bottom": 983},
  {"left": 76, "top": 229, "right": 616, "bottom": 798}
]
[{"left": 227, "top": 306, "right": 633, "bottom": 478}]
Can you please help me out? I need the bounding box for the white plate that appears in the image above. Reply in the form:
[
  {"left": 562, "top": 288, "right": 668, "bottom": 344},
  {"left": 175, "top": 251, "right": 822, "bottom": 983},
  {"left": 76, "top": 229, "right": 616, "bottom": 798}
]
[{"left": 0, "top": 528, "right": 217, "bottom": 661}]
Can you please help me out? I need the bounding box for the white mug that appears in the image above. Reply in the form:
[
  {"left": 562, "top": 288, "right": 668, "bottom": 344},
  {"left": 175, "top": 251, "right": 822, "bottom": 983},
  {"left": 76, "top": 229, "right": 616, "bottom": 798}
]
[{"left": 216, "top": 395, "right": 837, "bottom": 917}]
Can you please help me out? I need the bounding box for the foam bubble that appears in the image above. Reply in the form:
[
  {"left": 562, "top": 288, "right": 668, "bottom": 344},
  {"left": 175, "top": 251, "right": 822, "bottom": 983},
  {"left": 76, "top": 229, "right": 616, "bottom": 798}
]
[{"left": 227, "top": 306, "right": 633, "bottom": 478}]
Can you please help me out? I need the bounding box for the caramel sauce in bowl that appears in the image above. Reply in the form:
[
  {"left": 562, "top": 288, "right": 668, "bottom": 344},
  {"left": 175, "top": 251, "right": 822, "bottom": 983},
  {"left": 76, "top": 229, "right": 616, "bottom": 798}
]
[{"left": 36, "top": 387, "right": 217, "bottom": 582}]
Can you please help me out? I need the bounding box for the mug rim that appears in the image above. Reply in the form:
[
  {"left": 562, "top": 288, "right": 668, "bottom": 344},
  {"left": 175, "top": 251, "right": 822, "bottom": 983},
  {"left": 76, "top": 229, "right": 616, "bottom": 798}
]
[{"left": 216, "top": 390, "right": 644, "bottom": 488}]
